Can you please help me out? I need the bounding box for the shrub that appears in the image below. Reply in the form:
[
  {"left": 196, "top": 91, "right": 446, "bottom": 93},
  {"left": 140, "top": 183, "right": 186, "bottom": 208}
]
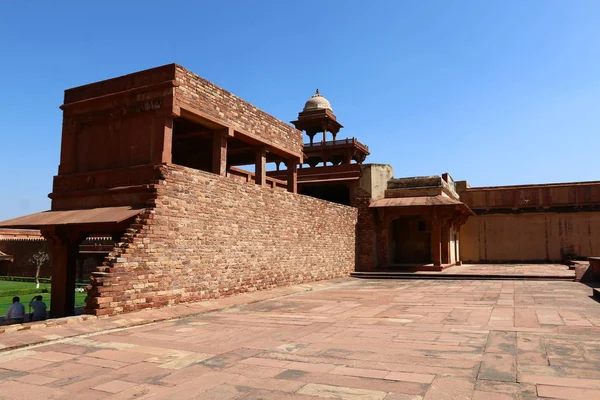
[
  {"left": 0, "top": 288, "right": 50, "bottom": 297},
  {"left": 0, "top": 276, "right": 52, "bottom": 284}
]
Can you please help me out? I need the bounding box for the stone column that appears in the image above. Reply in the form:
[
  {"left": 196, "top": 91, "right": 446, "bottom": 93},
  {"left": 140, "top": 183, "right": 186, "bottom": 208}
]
[
  {"left": 212, "top": 130, "right": 228, "bottom": 176},
  {"left": 377, "top": 209, "right": 389, "bottom": 269},
  {"left": 431, "top": 211, "right": 442, "bottom": 267},
  {"left": 441, "top": 226, "right": 451, "bottom": 264},
  {"left": 255, "top": 148, "right": 267, "bottom": 186},
  {"left": 344, "top": 151, "right": 353, "bottom": 165},
  {"left": 160, "top": 118, "right": 173, "bottom": 164},
  {"left": 286, "top": 159, "right": 298, "bottom": 194},
  {"left": 43, "top": 229, "right": 83, "bottom": 318}
]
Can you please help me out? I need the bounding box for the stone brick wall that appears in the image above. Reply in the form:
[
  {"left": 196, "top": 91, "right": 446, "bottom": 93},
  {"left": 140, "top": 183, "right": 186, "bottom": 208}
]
[
  {"left": 87, "top": 165, "right": 357, "bottom": 315},
  {"left": 352, "top": 191, "right": 378, "bottom": 271},
  {"left": 174, "top": 65, "right": 303, "bottom": 156}
]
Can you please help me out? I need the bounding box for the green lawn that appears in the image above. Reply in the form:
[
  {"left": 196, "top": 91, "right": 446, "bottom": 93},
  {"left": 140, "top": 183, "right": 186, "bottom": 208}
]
[
  {"left": 0, "top": 280, "right": 50, "bottom": 291},
  {"left": 0, "top": 280, "right": 86, "bottom": 316}
]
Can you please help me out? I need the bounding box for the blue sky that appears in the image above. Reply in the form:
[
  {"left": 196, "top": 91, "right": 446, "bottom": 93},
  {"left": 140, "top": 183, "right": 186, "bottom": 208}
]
[{"left": 0, "top": 1, "right": 598, "bottom": 220}]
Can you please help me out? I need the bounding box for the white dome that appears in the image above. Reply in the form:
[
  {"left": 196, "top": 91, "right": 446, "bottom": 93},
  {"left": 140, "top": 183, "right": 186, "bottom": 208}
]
[{"left": 303, "top": 89, "right": 333, "bottom": 112}]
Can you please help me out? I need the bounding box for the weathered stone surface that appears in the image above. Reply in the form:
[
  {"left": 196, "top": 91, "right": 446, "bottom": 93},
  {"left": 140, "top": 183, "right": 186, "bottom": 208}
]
[
  {"left": 423, "top": 377, "right": 474, "bottom": 400},
  {"left": 478, "top": 353, "right": 517, "bottom": 382},
  {"left": 1, "top": 278, "right": 600, "bottom": 398},
  {"left": 89, "top": 164, "right": 357, "bottom": 315},
  {"left": 297, "top": 383, "right": 387, "bottom": 400},
  {"left": 174, "top": 65, "right": 303, "bottom": 157}
]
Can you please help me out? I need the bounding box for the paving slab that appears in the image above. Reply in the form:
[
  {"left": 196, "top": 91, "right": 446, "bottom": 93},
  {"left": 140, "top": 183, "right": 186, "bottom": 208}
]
[{"left": 0, "top": 277, "right": 599, "bottom": 399}]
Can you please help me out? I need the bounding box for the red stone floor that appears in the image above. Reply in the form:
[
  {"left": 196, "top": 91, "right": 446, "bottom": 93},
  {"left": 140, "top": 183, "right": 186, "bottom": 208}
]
[
  {"left": 1, "top": 277, "right": 600, "bottom": 399},
  {"left": 436, "top": 263, "right": 575, "bottom": 277}
]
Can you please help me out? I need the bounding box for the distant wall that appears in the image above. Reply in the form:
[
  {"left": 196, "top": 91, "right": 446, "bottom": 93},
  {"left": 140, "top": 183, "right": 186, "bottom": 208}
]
[
  {"left": 86, "top": 165, "right": 357, "bottom": 315},
  {"left": 0, "top": 239, "right": 50, "bottom": 277},
  {"left": 460, "top": 181, "right": 600, "bottom": 210},
  {"left": 460, "top": 212, "right": 600, "bottom": 262}
]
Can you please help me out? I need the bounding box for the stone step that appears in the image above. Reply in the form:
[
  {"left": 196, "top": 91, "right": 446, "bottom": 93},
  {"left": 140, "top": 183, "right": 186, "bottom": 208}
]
[{"left": 350, "top": 272, "right": 575, "bottom": 281}]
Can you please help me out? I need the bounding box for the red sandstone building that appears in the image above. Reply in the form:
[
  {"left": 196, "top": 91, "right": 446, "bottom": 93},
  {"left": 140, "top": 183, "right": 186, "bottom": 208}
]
[{"left": 1, "top": 64, "right": 599, "bottom": 318}]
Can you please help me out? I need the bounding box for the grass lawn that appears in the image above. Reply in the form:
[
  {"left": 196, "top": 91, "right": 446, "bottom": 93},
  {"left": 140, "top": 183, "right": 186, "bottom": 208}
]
[
  {"left": 0, "top": 280, "right": 50, "bottom": 291},
  {"left": 0, "top": 280, "right": 86, "bottom": 316}
]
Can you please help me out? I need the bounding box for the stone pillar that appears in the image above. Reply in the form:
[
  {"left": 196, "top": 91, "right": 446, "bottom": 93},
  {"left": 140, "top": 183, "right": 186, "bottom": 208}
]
[
  {"left": 255, "top": 148, "right": 267, "bottom": 186},
  {"left": 377, "top": 209, "right": 389, "bottom": 269},
  {"left": 431, "top": 213, "right": 442, "bottom": 267},
  {"left": 344, "top": 151, "right": 353, "bottom": 165},
  {"left": 286, "top": 159, "right": 298, "bottom": 194},
  {"left": 441, "top": 226, "right": 451, "bottom": 264},
  {"left": 212, "top": 131, "right": 228, "bottom": 176},
  {"left": 43, "top": 229, "right": 83, "bottom": 318},
  {"left": 161, "top": 118, "right": 173, "bottom": 164}
]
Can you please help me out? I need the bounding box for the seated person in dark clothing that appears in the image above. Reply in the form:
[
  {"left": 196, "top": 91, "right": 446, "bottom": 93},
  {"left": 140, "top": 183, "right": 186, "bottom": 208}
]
[
  {"left": 29, "top": 295, "right": 48, "bottom": 321},
  {"left": 4, "top": 297, "right": 25, "bottom": 325}
]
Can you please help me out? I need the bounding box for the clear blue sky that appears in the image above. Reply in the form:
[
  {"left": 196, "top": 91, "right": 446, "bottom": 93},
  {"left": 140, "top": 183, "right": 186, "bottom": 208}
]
[{"left": 1, "top": 1, "right": 599, "bottom": 220}]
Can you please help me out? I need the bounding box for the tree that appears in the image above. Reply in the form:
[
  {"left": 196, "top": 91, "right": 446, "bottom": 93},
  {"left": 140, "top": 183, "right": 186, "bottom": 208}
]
[{"left": 30, "top": 250, "right": 50, "bottom": 289}]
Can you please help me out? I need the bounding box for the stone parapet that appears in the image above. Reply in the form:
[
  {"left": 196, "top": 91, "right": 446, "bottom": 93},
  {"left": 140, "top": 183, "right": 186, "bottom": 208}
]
[{"left": 174, "top": 65, "right": 302, "bottom": 157}]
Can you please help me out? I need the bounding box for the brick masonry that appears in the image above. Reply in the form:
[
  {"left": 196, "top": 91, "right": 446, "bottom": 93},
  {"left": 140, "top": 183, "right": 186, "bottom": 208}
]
[
  {"left": 87, "top": 164, "right": 357, "bottom": 315},
  {"left": 352, "top": 190, "right": 378, "bottom": 272},
  {"left": 53, "top": 64, "right": 303, "bottom": 211},
  {"left": 174, "top": 65, "right": 303, "bottom": 157}
]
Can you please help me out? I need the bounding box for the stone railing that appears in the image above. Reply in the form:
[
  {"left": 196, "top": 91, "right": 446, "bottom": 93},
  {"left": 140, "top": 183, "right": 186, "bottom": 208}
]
[
  {"left": 304, "top": 138, "right": 369, "bottom": 153},
  {"left": 228, "top": 167, "right": 287, "bottom": 190}
]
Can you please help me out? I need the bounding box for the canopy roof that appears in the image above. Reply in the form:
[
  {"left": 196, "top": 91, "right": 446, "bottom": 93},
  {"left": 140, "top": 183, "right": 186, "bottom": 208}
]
[
  {"left": 370, "top": 195, "right": 474, "bottom": 214},
  {"left": 0, "top": 206, "right": 144, "bottom": 229}
]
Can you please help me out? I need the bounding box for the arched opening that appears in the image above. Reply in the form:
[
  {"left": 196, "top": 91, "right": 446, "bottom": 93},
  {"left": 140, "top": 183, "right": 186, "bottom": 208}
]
[{"left": 389, "top": 216, "right": 431, "bottom": 265}]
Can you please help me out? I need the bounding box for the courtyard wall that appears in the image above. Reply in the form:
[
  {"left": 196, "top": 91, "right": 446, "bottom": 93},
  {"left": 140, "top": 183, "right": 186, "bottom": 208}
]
[
  {"left": 458, "top": 181, "right": 600, "bottom": 262},
  {"left": 460, "top": 212, "right": 600, "bottom": 262},
  {"left": 87, "top": 164, "right": 357, "bottom": 315}
]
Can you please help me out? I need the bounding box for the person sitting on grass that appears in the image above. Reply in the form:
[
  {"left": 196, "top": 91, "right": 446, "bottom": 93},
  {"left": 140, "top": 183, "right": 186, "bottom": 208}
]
[
  {"left": 4, "top": 296, "right": 25, "bottom": 325},
  {"left": 29, "top": 295, "right": 47, "bottom": 322}
]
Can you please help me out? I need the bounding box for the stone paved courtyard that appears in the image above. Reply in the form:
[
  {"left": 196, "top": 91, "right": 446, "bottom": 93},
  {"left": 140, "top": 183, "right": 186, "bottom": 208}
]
[
  {"left": 1, "top": 278, "right": 600, "bottom": 399},
  {"left": 437, "top": 264, "right": 575, "bottom": 277}
]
